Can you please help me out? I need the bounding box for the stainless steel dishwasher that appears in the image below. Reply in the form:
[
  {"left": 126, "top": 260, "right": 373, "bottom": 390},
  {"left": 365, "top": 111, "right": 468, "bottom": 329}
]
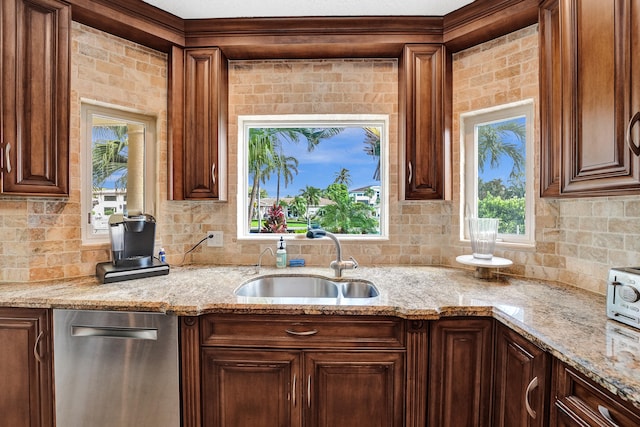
[{"left": 53, "top": 309, "right": 180, "bottom": 427}]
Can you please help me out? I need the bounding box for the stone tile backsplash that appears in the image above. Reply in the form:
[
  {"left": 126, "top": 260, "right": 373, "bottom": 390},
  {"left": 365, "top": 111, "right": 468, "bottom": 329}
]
[{"left": 0, "top": 22, "right": 635, "bottom": 294}]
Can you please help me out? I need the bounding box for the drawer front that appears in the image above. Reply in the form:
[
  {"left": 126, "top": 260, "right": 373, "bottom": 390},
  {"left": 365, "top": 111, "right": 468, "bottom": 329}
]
[
  {"left": 200, "top": 314, "right": 405, "bottom": 348},
  {"left": 552, "top": 360, "right": 640, "bottom": 427}
]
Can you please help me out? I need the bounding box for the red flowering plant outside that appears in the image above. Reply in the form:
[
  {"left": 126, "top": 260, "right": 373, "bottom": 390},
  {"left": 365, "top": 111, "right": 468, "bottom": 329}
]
[{"left": 262, "top": 204, "right": 288, "bottom": 233}]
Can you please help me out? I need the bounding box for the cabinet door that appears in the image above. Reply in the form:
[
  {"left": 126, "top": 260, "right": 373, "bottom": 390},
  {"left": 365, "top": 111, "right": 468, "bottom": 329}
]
[
  {"left": 304, "top": 351, "right": 404, "bottom": 427},
  {"left": 550, "top": 359, "right": 640, "bottom": 427},
  {"left": 493, "top": 323, "right": 550, "bottom": 427},
  {"left": 0, "top": 308, "right": 53, "bottom": 427},
  {"left": 428, "top": 317, "right": 493, "bottom": 427},
  {"left": 0, "top": 0, "right": 70, "bottom": 196},
  {"left": 540, "top": 0, "right": 640, "bottom": 197},
  {"left": 201, "top": 348, "right": 301, "bottom": 427},
  {"left": 169, "top": 47, "right": 227, "bottom": 200},
  {"left": 400, "top": 44, "right": 451, "bottom": 200}
]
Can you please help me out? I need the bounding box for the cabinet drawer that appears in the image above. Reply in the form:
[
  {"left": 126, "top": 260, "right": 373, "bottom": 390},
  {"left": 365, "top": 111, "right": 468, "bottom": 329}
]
[
  {"left": 552, "top": 360, "right": 640, "bottom": 427},
  {"left": 200, "top": 314, "right": 405, "bottom": 348}
]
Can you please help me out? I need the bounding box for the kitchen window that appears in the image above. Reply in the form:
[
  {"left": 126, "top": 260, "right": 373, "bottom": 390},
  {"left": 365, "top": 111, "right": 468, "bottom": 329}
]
[
  {"left": 237, "top": 114, "right": 389, "bottom": 240},
  {"left": 460, "top": 100, "right": 534, "bottom": 246},
  {"left": 80, "top": 102, "right": 157, "bottom": 245}
]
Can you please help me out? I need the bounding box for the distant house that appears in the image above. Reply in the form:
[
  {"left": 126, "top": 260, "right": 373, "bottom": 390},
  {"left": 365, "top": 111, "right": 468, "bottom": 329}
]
[
  {"left": 256, "top": 185, "right": 381, "bottom": 219},
  {"left": 349, "top": 185, "right": 381, "bottom": 218},
  {"left": 90, "top": 188, "right": 127, "bottom": 233}
]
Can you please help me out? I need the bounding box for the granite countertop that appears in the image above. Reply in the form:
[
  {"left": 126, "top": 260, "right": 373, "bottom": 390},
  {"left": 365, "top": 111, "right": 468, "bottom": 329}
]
[{"left": 1, "top": 264, "right": 639, "bottom": 410}]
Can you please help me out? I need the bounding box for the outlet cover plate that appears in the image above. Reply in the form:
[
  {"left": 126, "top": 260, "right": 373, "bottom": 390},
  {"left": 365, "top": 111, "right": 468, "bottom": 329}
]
[{"left": 207, "top": 231, "right": 223, "bottom": 247}]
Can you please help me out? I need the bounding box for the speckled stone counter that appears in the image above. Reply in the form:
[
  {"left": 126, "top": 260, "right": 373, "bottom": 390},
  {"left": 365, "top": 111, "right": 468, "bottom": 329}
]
[{"left": 1, "top": 264, "right": 639, "bottom": 410}]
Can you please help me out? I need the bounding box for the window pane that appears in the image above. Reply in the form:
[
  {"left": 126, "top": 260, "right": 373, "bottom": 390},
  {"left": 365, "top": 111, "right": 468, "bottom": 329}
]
[
  {"left": 239, "top": 115, "right": 388, "bottom": 239},
  {"left": 462, "top": 100, "right": 534, "bottom": 245},
  {"left": 81, "top": 103, "right": 156, "bottom": 245},
  {"left": 476, "top": 117, "right": 526, "bottom": 235}
]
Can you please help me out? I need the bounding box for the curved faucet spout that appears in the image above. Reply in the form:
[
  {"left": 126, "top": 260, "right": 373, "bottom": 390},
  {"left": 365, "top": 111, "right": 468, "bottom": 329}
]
[{"left": 305, "top": 229, "right": 357, "bottom": 277}]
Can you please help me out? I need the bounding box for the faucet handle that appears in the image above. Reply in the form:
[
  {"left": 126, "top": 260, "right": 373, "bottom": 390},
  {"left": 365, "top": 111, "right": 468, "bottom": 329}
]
[{"left": 348, "top": 256, "right": 359, "bottom": 270}]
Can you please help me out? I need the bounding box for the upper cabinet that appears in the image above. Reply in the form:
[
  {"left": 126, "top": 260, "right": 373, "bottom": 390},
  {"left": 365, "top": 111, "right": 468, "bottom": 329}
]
[
  {"left": 540, "top": 0, "right": 640, "bottom": 197},
  {"left": 400, "top": 44, "right": 451, "bottom": 200},
  {"left": 169, "top": 46, "right": 227, "bottom": 200},
  {"left": 1, "top": 0, "right": 70, "bottom": 196}
]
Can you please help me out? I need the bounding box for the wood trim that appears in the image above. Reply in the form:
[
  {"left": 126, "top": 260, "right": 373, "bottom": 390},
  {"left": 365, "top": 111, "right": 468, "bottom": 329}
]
[
  {"left": 168, "top": 46, "right": 184, "bottom": 200},
  {"left": 68, "top": 0, "right": 184, "bottom": 51},
  {"left": 405, "top": 320, "right": 429, "bottom": 427},
  {"left": 67, "top": 0, "right": 538, "bottom": 57},
  {"left": 180, "top": 316, "right": 201, "bottom": 427},
  {"left": 539, "top": 0, "right": 562, "bottom": 197},
  {"left": 185, "top": 16, "right": 444, "bottom": 59},
  {"left": 443, "top": 0, "right": 540, "bottom": 52}
]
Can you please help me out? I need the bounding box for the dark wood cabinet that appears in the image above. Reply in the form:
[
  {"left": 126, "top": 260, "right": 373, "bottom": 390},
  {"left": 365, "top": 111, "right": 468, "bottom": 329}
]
[
  {"left": 0, "top": 308, "right": 53, "bottom": 427},
  {"left": 493, "top": 323, "right": 551, "bottom": 427},
  {"left": 202, "top": 348, "right": 301, "bottom": 427},
  {"left": 0, "top": 0, "right": 70, "bottom": 196},
  {"left": 540, "top": 0, "right": 640, "bottom": 197},
  {"left": 190, "top": 314, "right": 405, "bottom": 427},
  {"left": 550, "top": 359, "right": 640, "bottom": 427},
  {"left": 169, "top": 46, "right": 227, "bottom": 200},
  {"left": 304, "top": 351, "right": 404, "bottom": 427},
  {"left": 400, "top": 44, "right": 451, "bottom": 200},
  {"left": 428, "top": 317, "right": 494, "bottom": 427}
]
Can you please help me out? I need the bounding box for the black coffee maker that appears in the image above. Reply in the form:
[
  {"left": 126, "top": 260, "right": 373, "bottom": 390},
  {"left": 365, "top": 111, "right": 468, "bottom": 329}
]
[{"left": 96, "top": 213, "right": 169, "bottom": 283}]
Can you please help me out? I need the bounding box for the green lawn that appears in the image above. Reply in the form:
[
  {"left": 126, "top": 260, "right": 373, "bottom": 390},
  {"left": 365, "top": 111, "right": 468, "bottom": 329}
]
[{"left": 251, "top": 220, "right": 308, "bottom": 233}]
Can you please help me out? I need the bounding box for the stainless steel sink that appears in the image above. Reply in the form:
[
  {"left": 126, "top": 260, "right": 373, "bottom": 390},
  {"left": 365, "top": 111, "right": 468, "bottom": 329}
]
[
  {"left": 340, "top": 280, "right": 379, "bottom": 298},
  {"left": 235, "top": 275, "right": 339, "bottom": 298},
  {"left": 234, "top": 275, "right": 379, "bottom": 303}
]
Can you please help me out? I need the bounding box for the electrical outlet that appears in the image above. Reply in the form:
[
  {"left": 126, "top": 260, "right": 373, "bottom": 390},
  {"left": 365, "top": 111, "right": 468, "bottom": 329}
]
[{"left": 207, "top": 231, "right": 224, "bottom": 247}]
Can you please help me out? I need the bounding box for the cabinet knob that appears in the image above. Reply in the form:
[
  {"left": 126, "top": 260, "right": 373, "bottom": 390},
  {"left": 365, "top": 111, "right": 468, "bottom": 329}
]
[{"left": 626, "top": 112, "right": 640, "bottom": 156}]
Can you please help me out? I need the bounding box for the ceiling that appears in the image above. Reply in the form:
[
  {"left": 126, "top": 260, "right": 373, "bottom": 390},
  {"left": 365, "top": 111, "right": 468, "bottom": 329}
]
[{"left": 141, "top": 0, "right": 475, "bottom": 19}]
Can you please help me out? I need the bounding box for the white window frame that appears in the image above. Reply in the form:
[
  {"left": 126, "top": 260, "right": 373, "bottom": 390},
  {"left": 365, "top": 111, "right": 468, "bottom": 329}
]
[
  {"left": 80, "top": 101, "right": 157, "bottom": 246},
  {"left": 460, "top": 99, "right": 535, "bottom": 246},
  {"left": 237, "top": 114, "right": 390, "bottom": 241}
]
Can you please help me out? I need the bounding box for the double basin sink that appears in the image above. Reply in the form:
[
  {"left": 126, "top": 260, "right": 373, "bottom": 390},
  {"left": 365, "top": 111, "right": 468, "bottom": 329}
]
[{"left": 235, "top": 274, "right": 379, "bottom": 304}]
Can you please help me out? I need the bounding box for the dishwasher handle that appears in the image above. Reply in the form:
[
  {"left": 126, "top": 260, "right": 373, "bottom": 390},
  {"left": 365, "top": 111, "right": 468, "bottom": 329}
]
[{"left": 71, "top": 325, "right": 158, "bottom": 340}]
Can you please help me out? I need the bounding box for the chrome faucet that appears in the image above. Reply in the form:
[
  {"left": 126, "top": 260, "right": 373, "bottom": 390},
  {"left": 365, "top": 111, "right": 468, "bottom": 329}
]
[
  {"left": 254, "top": 247, "right": 275, "bottom": 274},
  {"left": 306, "top": 229, "right": 358, "bottom": 277}
]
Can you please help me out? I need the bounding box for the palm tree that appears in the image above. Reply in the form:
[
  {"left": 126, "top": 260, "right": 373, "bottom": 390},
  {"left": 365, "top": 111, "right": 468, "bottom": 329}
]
[
  {"left": 299, "top": 185, "right": 323, "bottom": 229},
  {"left": 273, "top": 152, "right": 299, "bottom": 204},
  {"left": 247, "top": 127, "right": 343, "bottom": 229},
  {"left": 477, "top": 120, "right": 525, "bottom": 180},
  {"left": 92, "top": 125, "right": 128, "bottom": 190},
  {"left": 289, "top": 195, "right": 307, "bottom": 219},
  {"left": 362, "top": 127, "right": 381, "bottom": 180},
  {"left": 320, "top": 183, "right": 377, "bottom": 234},
  {"left": 248, "top": 129, "right": 277, "bottom": 226},
  {"left": 333, "top": 168, "right": 351, "bottom": 187},
  {"left": 300, "top": 128, "right": 345, "bottom": 151}
]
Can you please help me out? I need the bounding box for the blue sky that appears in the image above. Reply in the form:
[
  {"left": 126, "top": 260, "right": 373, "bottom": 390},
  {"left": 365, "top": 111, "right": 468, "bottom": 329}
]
[
  {"left": 259, "top": 127, "right": 380, "bottom": 197},
  {"left": 477, "top": 117, "right": 525, "bottom": 184}
]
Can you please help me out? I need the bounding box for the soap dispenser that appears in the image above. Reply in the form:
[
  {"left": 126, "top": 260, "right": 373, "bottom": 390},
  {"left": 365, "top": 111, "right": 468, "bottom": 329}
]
[{"left": 276, "top": 237, "right": 287, "bottom": 268}]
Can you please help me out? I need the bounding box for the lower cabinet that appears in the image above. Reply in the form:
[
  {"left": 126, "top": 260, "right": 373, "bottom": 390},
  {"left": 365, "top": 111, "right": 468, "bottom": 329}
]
[
  {"left": 182, "top": 314, "right": 640, "bottom": 427},
  {"left": 0, "top": 308, "right": 53, "bottom": 427},
  {"left": 493, "top": 322, "right": 550, "bottom": 427},
  {"left": 188, "top": 314, "right": 406, "bottom": 427},
  {"left": 551, "top": 359, "right": 640, "bottom": 427},
  {"left": 428, "top": 317, "right": 494, "bottom": 427}
]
